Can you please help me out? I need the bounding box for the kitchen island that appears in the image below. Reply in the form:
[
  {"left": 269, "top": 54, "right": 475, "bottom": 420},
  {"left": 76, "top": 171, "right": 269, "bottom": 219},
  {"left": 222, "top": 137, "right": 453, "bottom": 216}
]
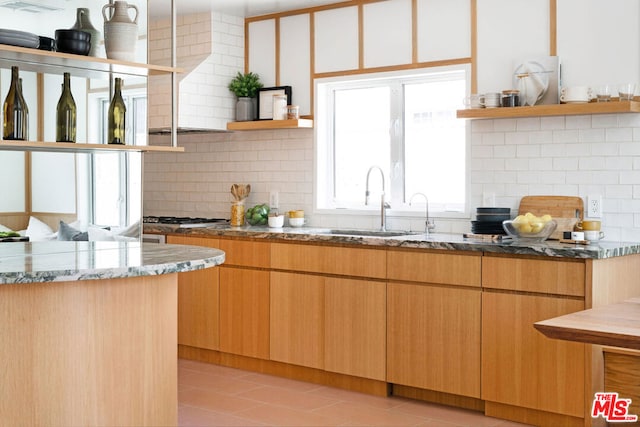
[{"left": 0, "top": 241, "right": 224, "bottom": 426}]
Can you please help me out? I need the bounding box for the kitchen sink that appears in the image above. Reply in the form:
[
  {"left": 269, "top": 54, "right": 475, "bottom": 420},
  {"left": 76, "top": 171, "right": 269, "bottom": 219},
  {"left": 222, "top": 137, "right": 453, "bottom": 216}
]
[{"left": 321, "top": 229, "right": 416, "bottom": 237}]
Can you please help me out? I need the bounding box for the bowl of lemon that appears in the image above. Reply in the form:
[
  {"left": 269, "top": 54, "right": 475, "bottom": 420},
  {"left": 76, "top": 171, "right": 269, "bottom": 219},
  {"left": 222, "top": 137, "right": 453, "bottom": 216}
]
[{"left": 502, "top": 212, "right": 557, "bottom": 242}]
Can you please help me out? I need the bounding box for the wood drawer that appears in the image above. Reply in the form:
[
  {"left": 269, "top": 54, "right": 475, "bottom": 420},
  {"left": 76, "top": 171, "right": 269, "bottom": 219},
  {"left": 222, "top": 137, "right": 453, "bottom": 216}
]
[
  {"left": 387, "top": 249, "right": 481, "bottom": 286},
  {"left": 482, "top": 255, "right": 585, "bottom": 296},
  {"left": 271, "top": 242, "right": 386, "bottom": 279},
  {"left": 167, "top": 235, "right": 220, "bottom": 248},
  {"left": 218, "top": 239, "right": 270, "bottom": 268}
]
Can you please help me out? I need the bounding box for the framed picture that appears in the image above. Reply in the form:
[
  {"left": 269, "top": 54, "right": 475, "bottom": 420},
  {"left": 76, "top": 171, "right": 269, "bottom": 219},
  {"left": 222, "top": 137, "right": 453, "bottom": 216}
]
[{"left": 257, "top": 86, "right": 292, "bottom": 120}]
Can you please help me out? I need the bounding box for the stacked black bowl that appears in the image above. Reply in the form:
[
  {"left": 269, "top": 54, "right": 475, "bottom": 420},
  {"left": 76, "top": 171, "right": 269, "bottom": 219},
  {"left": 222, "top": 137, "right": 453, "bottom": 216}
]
[
  {"left": 55, "top": 29, "right": 91, "bottom": 55},
  {"left": 471, "top": 207, "right": 511, "bottom": 235}
]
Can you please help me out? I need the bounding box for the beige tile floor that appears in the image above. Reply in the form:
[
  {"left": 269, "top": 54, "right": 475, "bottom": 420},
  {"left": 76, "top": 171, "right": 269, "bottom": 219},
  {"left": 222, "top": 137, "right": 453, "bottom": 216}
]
[{"left": 178, "top": 359, "right": 532, "bottom": 427}]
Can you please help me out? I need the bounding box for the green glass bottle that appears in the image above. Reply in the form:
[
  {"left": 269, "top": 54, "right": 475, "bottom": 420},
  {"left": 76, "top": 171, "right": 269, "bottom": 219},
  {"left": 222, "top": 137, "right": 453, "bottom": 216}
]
[
  {"left": 2, "top": 66, "right": 28, "bottom": 140},
  {"left": 108, "top": 77, "right": 126, "bottom": 145},
  {"left": 56, "top": 72, "right": 77, "bottom": 143}
]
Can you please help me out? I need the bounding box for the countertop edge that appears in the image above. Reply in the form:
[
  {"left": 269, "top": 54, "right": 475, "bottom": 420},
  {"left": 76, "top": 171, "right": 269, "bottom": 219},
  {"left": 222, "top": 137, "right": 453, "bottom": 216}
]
[
  {"left": 144, "top": 225, "right": 640, "bottom": 260},
  {"left": 0, "top": 242, "right": 225, "bottom": 285}
]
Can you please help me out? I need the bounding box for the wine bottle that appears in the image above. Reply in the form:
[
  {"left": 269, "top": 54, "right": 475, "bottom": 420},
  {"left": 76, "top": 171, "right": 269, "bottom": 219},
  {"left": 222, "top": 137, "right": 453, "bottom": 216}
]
[
  {"left": 56, "top": 73, "right": 77, "bottom": 143},
  {"left": 107, "top": 77, "right": 126, "bottom": 145},
  {"left": 2, "top": 66, "right": 28, "bottom": 141}
]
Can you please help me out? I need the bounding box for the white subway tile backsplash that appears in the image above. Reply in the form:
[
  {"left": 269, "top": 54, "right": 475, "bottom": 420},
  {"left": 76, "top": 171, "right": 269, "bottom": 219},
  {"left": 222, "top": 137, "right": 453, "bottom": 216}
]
[
  {"left": 605, "top": 128, "right": 633, "bottom": 142},
  {"left": 591, "top": 114, "right": 619, "bottom": 128},
  {"left": 619, "top": 141, "right": 640, "bottom": 156},
  {"left": 516, "top": 145, "right": 541, "bottom": 158},
  {"left": 579, "top": 128, "right": 605, "bottom": 143},
  {"left": 578, "top": 156, "right": 606, "bottom": 170},
  {"left": 565, "top": 115, "right": 591, "bottom": 129},
  {"left": 504, "top": 158, "right": 528, "bottom": 171},
  {"left": 540, "top": 116, "right": 565, "bottom": 130},
  {"left": 553, "top": 158, "right": 579, "bottom": 171},
  {"left": 505, "top": 132, "right": 529, "bottom": 145},
  {"left": 552, "top": 129, "right": 579, "bottom": 143},
  {"left": 493, "top": 119, "right": 517, "bottom": 132},
  {"left": 515, "top": 117, "right": 541, "bottom": 131},
  {"left": 527, "top": 131, "right": 553, "bottom": 144}
]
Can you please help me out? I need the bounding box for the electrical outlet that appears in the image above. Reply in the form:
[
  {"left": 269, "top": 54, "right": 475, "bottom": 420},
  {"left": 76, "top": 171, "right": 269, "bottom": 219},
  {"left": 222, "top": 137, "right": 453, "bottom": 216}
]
[
  {"left": 269, "top": 190, "right": 279, "bottom": 209},
  {"left": 587, "top": 195, "right": 602, "bottom": 218}
]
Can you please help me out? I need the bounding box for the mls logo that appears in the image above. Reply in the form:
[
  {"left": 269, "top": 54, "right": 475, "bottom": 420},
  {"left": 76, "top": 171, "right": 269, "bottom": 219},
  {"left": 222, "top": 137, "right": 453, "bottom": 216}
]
[{"left": 592, "top": 392, "right": 638, "bottom": 423}]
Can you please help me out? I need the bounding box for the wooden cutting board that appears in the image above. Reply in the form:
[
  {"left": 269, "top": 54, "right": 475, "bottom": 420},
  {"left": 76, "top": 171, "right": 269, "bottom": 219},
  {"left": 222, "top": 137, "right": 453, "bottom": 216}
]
[
  {"left": 518, "top": 195, "right": 584, "bottom": 220},
  {"left": 519, "top": 196, "right": 584, "bottom": 240}
]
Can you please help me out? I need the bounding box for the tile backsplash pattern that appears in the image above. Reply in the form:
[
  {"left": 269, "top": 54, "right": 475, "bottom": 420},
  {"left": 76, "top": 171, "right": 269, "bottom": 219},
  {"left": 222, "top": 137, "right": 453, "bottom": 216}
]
[
  {"left": 144, "top": 112, "right": 640, "bottom": 241},
  {"left": 145, "top": 130, "right": 315, "bottom": 220},
  {"left": 148, "top": 12, "right": 243, "bottom": 131}
]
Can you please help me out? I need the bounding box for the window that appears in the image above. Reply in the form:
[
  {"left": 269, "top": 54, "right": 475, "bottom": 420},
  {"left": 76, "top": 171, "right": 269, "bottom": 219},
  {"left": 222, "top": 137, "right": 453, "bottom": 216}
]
[
  {"left": 82, "top": 88, "right": 146, "bottom": 227},
  {"left": 315, "top": 65, "right": 469, "bottom": 217}
]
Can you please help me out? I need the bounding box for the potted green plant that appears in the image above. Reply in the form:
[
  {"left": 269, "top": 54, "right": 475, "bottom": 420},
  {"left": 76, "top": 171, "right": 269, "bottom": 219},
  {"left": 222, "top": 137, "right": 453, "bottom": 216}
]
[{"left": 228, "top": 71, "right": 263, "bottom": 121}]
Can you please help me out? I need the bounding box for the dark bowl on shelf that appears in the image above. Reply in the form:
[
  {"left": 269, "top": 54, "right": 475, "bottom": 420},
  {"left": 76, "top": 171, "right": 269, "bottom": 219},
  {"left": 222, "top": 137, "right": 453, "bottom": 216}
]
[
  {"left": 38, "top": 36, "right": 55, "bottom": 51},
  {"left": 55, "top": 30, "right": 91, "bottom": 55},
  {"left": 55, "top": 29, "right": 91, "bottom": 42}
]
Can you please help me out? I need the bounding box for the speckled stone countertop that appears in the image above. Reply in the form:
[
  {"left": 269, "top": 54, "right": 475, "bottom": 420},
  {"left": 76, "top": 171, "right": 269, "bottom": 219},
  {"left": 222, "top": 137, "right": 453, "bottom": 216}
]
[
  {"left": 144, "top": 224, "right": 640, "bottom": 260},
  {"left": 0, "top": 241, "right": 224, "bottom": 284}
]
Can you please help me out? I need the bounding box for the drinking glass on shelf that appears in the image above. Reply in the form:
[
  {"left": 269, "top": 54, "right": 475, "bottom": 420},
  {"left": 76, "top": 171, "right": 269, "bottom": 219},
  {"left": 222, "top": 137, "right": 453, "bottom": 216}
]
[
  {"left": 618, "top": 83, "right": 636, "bottom": 101},
  {"left": 595, "top": 85, "right": 612, "bottom": 102}
]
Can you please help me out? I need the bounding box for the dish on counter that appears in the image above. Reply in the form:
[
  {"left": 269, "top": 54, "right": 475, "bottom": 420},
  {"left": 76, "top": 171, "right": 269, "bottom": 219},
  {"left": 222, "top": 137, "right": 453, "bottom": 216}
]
[{"left": 503, "top": 219, "right": 557, "bottom": 242}]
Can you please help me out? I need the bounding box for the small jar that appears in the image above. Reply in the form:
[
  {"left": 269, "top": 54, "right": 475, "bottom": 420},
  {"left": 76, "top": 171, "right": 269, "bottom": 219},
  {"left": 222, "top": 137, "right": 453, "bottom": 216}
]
[
  {"left": 230, "top": 201, "right": 245, "bottom": 226},
  {"left": 501, "top": 89, "right": 520, "bottom": 107},
  {"left": 287, "top": 105, "right": 300, "bottom": 120},
  {"left": 272, "top": 94, "right": 287, "bottom": 120}
]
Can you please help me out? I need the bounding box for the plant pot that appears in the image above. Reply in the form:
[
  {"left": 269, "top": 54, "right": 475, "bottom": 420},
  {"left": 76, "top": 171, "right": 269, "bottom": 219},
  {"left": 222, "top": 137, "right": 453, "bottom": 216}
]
[{"left": 235, "top": 97, "right": 254, "bottom": 122}]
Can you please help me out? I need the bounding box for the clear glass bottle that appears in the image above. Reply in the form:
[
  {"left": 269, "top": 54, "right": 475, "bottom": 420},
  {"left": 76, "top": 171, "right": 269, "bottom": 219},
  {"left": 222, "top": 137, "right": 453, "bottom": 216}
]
[
  {"left": 107, "top": 77, "right": 126, "bottom": 145},
  {"left": 56, "top": 73, "right": 77, "bottom": 143},
  {"left": 2, "top": 66, "right": 28, "bottom": 140}
]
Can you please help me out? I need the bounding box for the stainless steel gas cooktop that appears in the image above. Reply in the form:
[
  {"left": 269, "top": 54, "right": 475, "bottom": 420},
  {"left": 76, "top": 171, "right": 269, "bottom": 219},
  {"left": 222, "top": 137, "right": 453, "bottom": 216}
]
[{"left": 142, "top": 216, "right": 229, "bottom": 228}]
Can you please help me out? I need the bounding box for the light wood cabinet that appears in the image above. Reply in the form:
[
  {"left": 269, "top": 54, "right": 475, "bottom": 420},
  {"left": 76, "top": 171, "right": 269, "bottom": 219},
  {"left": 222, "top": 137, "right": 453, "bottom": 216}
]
[
  {"left": 387, "top": 249, "right": 481, "bottom": 286},
  {"left": 270, "top": 242, "right": 386, "bottom": 279},
  {"left": 386, "top": 249, "right": 482, "bottom": 397},
  {"left": 325, "top": 277, "right": 386, "bottom": 381},
  {"left": 387, "top": 282, "right": 481, "bottom": 397},
  {"left": 482, "top": 255, "right": 585, "bottom": 296},
  {"left": 269, "top": 272, "right": 387, "bottom": 380},
  {"left": 218, "top": 239, "right": 270, "bottom": 268},
  {"left": 167, "top": 236, "right": 220, "bottom": 350},
  {"left": 482, "top": 291, "right": 585, "bottom": 418},
  {"left": 270, "top": 271, "right": 324, "bottom": 369},
  {"left": 218, "top": 239, "right": 271, "bottom": 359},
  {"left": 219, "top": 267, "right": 270, "bottom": 359}
]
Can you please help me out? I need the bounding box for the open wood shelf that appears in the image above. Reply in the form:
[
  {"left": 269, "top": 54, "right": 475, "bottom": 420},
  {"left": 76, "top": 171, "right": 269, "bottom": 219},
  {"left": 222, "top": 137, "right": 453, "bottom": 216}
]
[
  {"left": 0, "top": 141, "right": 184, "bottom": 154},
  {"left": 0, "top": 44, "right": 183, "bottom": 78},
  {"left": 457, "top": 100, "right": 640, "bottom": 119},
  {"left": 226, "top": 118, "right": 313, "bottom": 131}
]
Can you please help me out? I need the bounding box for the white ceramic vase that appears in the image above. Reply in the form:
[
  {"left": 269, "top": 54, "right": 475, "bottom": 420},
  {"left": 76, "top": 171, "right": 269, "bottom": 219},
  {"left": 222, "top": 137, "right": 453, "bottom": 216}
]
[{"left": 102, "top": 1, "right": 138, "bottom": 62}]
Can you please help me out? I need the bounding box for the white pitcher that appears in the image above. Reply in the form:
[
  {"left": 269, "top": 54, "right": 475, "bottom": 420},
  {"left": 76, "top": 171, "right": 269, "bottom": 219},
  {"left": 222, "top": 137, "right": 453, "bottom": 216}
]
[{"left": 103, "top": 1, "right": 139, "bottom": 62}]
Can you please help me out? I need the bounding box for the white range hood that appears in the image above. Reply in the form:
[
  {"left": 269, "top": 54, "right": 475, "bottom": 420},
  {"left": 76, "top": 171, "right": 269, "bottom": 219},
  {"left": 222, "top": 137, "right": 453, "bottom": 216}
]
[{"left": 148, "top": 11, "right": 243, "bottom": 134}]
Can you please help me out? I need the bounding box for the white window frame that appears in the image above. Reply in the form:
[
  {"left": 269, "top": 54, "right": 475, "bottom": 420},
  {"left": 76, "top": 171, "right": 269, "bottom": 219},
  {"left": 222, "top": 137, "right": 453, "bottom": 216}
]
[{"left": 314, "top": 64, "right": 471, "bottom": 220}]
